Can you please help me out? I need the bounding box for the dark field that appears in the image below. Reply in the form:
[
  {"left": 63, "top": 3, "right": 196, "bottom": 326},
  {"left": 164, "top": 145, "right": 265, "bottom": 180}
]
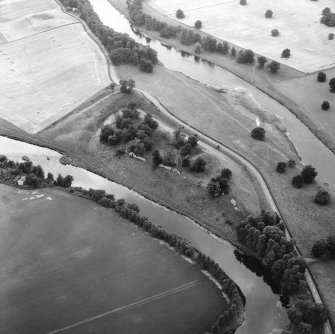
[{"left": 0, "top": 185, "right": 227, "bottom": 334}]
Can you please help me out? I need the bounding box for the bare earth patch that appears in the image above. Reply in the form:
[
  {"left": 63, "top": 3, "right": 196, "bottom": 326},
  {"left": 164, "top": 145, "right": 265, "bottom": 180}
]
[{"left": 149, "top": 0, "right": 335, "bottom": 73}]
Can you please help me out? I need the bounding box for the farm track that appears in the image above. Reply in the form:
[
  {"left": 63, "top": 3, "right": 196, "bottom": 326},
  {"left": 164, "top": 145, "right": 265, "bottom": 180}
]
[{"left": 46, "top": 280, "right": 201, "bottom": 334}]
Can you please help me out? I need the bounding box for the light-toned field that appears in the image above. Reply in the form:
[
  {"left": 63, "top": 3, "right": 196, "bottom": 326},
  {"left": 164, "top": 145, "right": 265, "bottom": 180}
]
[
  {"left": 150, "top": 0, "right": 335, "bottom": 73},
  {"left": 0, "top": 0, "right": 110, "bottom": 133},
  {"left": 0, "top": 184, "right": 226, "bottom": 334}
]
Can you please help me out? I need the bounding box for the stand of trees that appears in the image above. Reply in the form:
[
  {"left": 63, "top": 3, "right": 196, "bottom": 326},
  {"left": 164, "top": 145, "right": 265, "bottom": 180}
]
[
  {"left": 321, "top": 8, "right": 335, "bottom": 27},
  {"left": 292, "top": 165, "right": 317, "bottom": 188},
  {"left": 207, "top": 168, "right": 232, "bottom": 197},
  {"left": 60, "top": 0, "right": 158, "bottom": 71},
  {"left": 237, "top": 210, "right": 328, "bottom": 332},
  {"left": 68, "top": 185, "right": 246, "bottom": 334}
]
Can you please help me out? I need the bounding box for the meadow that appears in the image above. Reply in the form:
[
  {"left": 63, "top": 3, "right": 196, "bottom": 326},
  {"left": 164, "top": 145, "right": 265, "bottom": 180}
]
[
  {"left": 150, "top": 0, "right": 335, "bottom": 73},
  {"left": 0, "top": 184, "right": 226, "bottom": 334}
]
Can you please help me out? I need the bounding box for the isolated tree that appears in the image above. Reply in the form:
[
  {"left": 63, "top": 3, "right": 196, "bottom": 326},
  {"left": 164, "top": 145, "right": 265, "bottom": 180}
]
[
  {"left": 301, "top": 165, "right": 317, "bottom": 183},
  {"left": 321, "top": 101, "right": 330, "bottom": 110},
  {"left": 329, "top": 78, "right": 335, "bottom": 92},
  {"left": 194, "top": 42, "right": 201, "bottom": 54},
  {"left": 251, "top": 127, "right": 265, "bottom": 140},
  {"left": 268, "top": 61, "right": 280, "bottom": 73},
  {"left": 312, "top": 239, "right": 328, "bottom": 258},
  {"left": 265, "top": 10, "right": 273, "bottom": 18},
  {"left": 314, "top": 190, "right": 330, "bottom": 205},
  {"left": 317, "top": 72, "right": 326, "bottom": 82},
  {"left": 194, "top": 20, "right": 202, "bottom": 29},
  {"left": 240, "top": 0, "right": 247, "bottom": 5},
  {"left": 176, "top": 9, "right": 185, "bottom": 19},
  {"left": 190, "top": 157, "right": 206, "bottom": 172},
  {"left": 281, "top": 48, "right": 291, "bottom": 58},
  {"left": 276, "top": 162, "right": 287, "bottom": 173},
  {"left": 231, "top": 47, "right": 236, "bottom": 57},
  {"left": 257, "top": 56, "right": 268, "bottom": 68},
  {"left": 292, "top": 174, "right": 304, "bottom": 188},
  {"left": 271, "top": 29, "right": 280, "bottom": 37}
]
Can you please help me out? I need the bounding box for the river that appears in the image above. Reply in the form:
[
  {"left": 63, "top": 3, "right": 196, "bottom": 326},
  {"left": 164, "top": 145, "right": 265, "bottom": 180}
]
[
  {"left": 0, "top": 134, "right": 286, "bottom": 333},
  {"left": 91, "top": 0, "right": 335, "bottom": 192}
]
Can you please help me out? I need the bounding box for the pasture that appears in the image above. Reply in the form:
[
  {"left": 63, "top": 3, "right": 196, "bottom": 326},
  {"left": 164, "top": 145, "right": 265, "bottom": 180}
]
[
  {"left": 0, "top": 184, "right": 226, "bottom": 334},
  {"left": 0, "top": 0, "right": 110, "bottom": 133},
  {"left": 150, "top": 0, "right": 335, "bottom": 73}
]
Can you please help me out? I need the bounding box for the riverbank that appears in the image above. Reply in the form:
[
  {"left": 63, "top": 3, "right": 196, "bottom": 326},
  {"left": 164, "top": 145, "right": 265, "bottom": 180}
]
[
  {"left": 112, "top": 0, "right": 335, "bottom": 159},
  {"left": 0, "top": 183, "right": 240, "bottom": 334}
]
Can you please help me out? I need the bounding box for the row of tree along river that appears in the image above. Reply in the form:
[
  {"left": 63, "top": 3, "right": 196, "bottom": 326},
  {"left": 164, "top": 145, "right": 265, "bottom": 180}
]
[
  {"left": 0, "top": 134, "right": 287, "bottom": 333},
  {"left": 90, "top": 0, "right": 335, "bottom": 192}
]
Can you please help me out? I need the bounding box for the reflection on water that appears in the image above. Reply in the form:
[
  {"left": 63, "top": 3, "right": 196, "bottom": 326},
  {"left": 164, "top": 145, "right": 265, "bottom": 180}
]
[{"left": 0, "top": 135, "right": 287, "bottom": 333}]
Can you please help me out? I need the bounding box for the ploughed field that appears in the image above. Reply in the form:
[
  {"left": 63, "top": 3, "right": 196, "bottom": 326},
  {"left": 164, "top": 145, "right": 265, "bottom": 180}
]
[
  {"left": 149, "top": 0, "right": 335, "bottom": 73},
  {"left": 0, "top": 184, "right": 226, "bottom": 334},
  {"left": 0, "top": 0, "right": 110, "bottom": 133}
]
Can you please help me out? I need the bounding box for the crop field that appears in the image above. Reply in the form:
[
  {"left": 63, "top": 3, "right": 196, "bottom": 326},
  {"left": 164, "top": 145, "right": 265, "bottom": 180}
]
[
  {"left": 0, "top": 184, "right": 226, "bottom": 334},
  {"left": 0, "top": 0, "right": 110, "bottom": 133},
  {"left": 150, "top": 0, "right": 335, "bottom": 73}
]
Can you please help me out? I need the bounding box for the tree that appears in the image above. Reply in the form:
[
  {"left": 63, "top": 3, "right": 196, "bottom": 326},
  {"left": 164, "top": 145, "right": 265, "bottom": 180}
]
[
  {"left": 321, "top": 101, "right": 330, "bottom": 110},
  {"left": 317, "top": 72, "right": 326, "bottom": 82},
  {"left": 139, "top": 59, "right": 153, "bottom": 73},
  {"left": 194, "top": 42, "right": 201, "bottom": 54},
  {"left": 322, "top": 7, "right": 331, "bottom": 15},
  {"left": 240, "top": 0, "right": 247, "bottom": 5},
  {"left": 194, "top": 20, "right": 202, "bottom": 29},
  {"left": 329, "top": 78, "right": 335, "bottom": 92},
  {"left": 187, "top": 134, "right": 198, "bottom": 147},
  {"left": 314, "top": 190, "right": 330, "bottom": 205},
  {"left": 237, "top": 49, "right": 255, "bottom": 64},
  {"left": 292, "top": 174, "right": 304, "bottom": 188},
  {"left": 265, "top": 10, "right": 273, "bottom": 18},
  {"left": 47, "top": 172, "right": 54, "bottom": 181},
  {"left": 257, "top": 56, "right": 268, "bottom": 68},
  {"left": 271, "top": 29, "right": 280, "bottom": 37},
  {"left": 267, "top": 61, "right": 280, "bottom": 73},
  {"left": 312, "top": 239, "right": 328, "bottom": 257},
  {"left": 301, "top": 165, "right": 317, "bottom": 184},
  {"left": 329, "top": 33, "right": 334, "bottom": 40},
  {"left": 119, "top": 79, "right": 135, "bottom": 93},
  {"left": 231, "top": 47, "right": 236, "bottom": 57},
  {"left": 276, "top": 162, "right": 287, "bottom": 173},
  {"left": 221, "top": 168, "right": 232, "bottom": 179},
  {"left": 288, "top": 159, "right": 296, "bottom": 168},
  {"left": 190, "top": 157, "right": 206, "bottom": 172},
  {"left": 251, "top": 127, "right": 265, "bottom": 140},
  {"left": 152, "top": 149, "right": 162, "bottom": 166},
  {"left": 180, "top": 143, "right": 192, "bottom": 156},
  {"left": 176, "top": 9, "right": 185, "bottom": 19},
  {"left": 281, "top": 49, "right": 291, "bottom": 58}
]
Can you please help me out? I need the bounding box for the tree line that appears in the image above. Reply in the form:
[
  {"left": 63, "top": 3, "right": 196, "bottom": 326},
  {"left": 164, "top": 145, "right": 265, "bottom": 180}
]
[
  {"left": 60, "top": 0, "right": 158, "bottom": 70},
  {"left": 127, "top": 0, "right": 280, "bottom": 74},
  {"left": 236, "top": 210, "right": 328, "bottom": 333},
  {"left": 67, "top": 185, "right": 246, "bottom": 334}
]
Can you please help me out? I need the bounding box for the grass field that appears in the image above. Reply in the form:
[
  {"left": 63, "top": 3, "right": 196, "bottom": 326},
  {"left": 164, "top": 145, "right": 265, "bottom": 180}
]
[
  {"left": 0, "top": 184, "right": 226, "bottom": 334},
  {"left": 0, "top": 0, "right": 110, "bottom": 133},
  {"left": 150, "top": 0, "right": 335, "bottom": 73}
]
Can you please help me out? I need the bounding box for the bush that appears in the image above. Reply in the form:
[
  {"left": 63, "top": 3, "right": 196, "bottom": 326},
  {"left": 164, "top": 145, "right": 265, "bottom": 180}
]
[
  {"left": 265, "top": 10, "right": 273, "bottom": 18},
  {"left": 271, "top": 29, "right": 279, "bottom": 37},
  {"left": 194, "top": 20, "right": 202, "bottom": 29},
  {"left": 321, "top": 101, "right": 330, "bottom": 110},
  {"left": 317, "top": 72, "right": 326, "bottom": 82},
  {"left": 301, "top": 165, "right": 317, "bottom": 184},
  {"left": 329, "top": 78, "right": 335, "bottom": 92},
  {"left": 292, "top": 175, "right": 304, "bottom": 188},
  {"left": 276, "top": 162, "right": 287, "bottom": 173},
  {"left": 176, "top": 9, "right": 185, "bottom": 19},
  {"left": 268, "top": 61, "right": 280, "bottom": 73},
  {"left": 190, "top": 157, "right": 206, "bottom": 172},
  {"left": 314, "top": 190, "right": 330, "bottom": 205},
  {"left": 251, "top": 127, "right": 265, "bottom": 140},
  {"left": 281, "top": 48, "right": 291, "bottom": 58},
  {"left": 288, "top": 159, "right": 296, "bottom": 168}
]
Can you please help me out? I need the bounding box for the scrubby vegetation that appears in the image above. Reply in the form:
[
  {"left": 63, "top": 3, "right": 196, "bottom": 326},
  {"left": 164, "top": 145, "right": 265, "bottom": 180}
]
[
  {"left": 312, "top": 236, "right": 335, "bottom": 258},
  {"left": 237, "top": 210, "right": 328, "bottom": 333},
  {"left": 60, "top": 0, "right": 158, "bottom": 71},
  {"left": 67, "top": 186, "right": 245, "bottom": 333},
  {"left": 0, "top": 154, "right": 73, "bottom": 189},
  {"left": 207, "top": 168, "right": 232, "bottom": 197}
]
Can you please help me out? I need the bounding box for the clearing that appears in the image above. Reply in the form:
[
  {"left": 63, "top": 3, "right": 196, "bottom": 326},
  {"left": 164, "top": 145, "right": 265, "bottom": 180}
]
[
  {"left": 149, "top": 0, "right": 335, "bottom": 73},
  {"left": 0, "top": 0, "right": 110, "bottom": 133},
  {"left": 0, "top": 184, "right": 226, "bottom": 334}
]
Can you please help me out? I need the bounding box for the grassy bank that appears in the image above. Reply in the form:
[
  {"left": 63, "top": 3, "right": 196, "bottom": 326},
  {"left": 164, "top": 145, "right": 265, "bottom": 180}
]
[{"left": 0, "top": 184, "right": 228, "bottom": 334}]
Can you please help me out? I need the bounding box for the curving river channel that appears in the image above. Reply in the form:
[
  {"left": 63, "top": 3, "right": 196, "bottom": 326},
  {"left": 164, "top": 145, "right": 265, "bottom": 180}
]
[
  {"left": 90, "top": 0, "right": 335, "bottom": 192},
  {"left": 0, "top": 134, "right": 287, "bottom": 333}
]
